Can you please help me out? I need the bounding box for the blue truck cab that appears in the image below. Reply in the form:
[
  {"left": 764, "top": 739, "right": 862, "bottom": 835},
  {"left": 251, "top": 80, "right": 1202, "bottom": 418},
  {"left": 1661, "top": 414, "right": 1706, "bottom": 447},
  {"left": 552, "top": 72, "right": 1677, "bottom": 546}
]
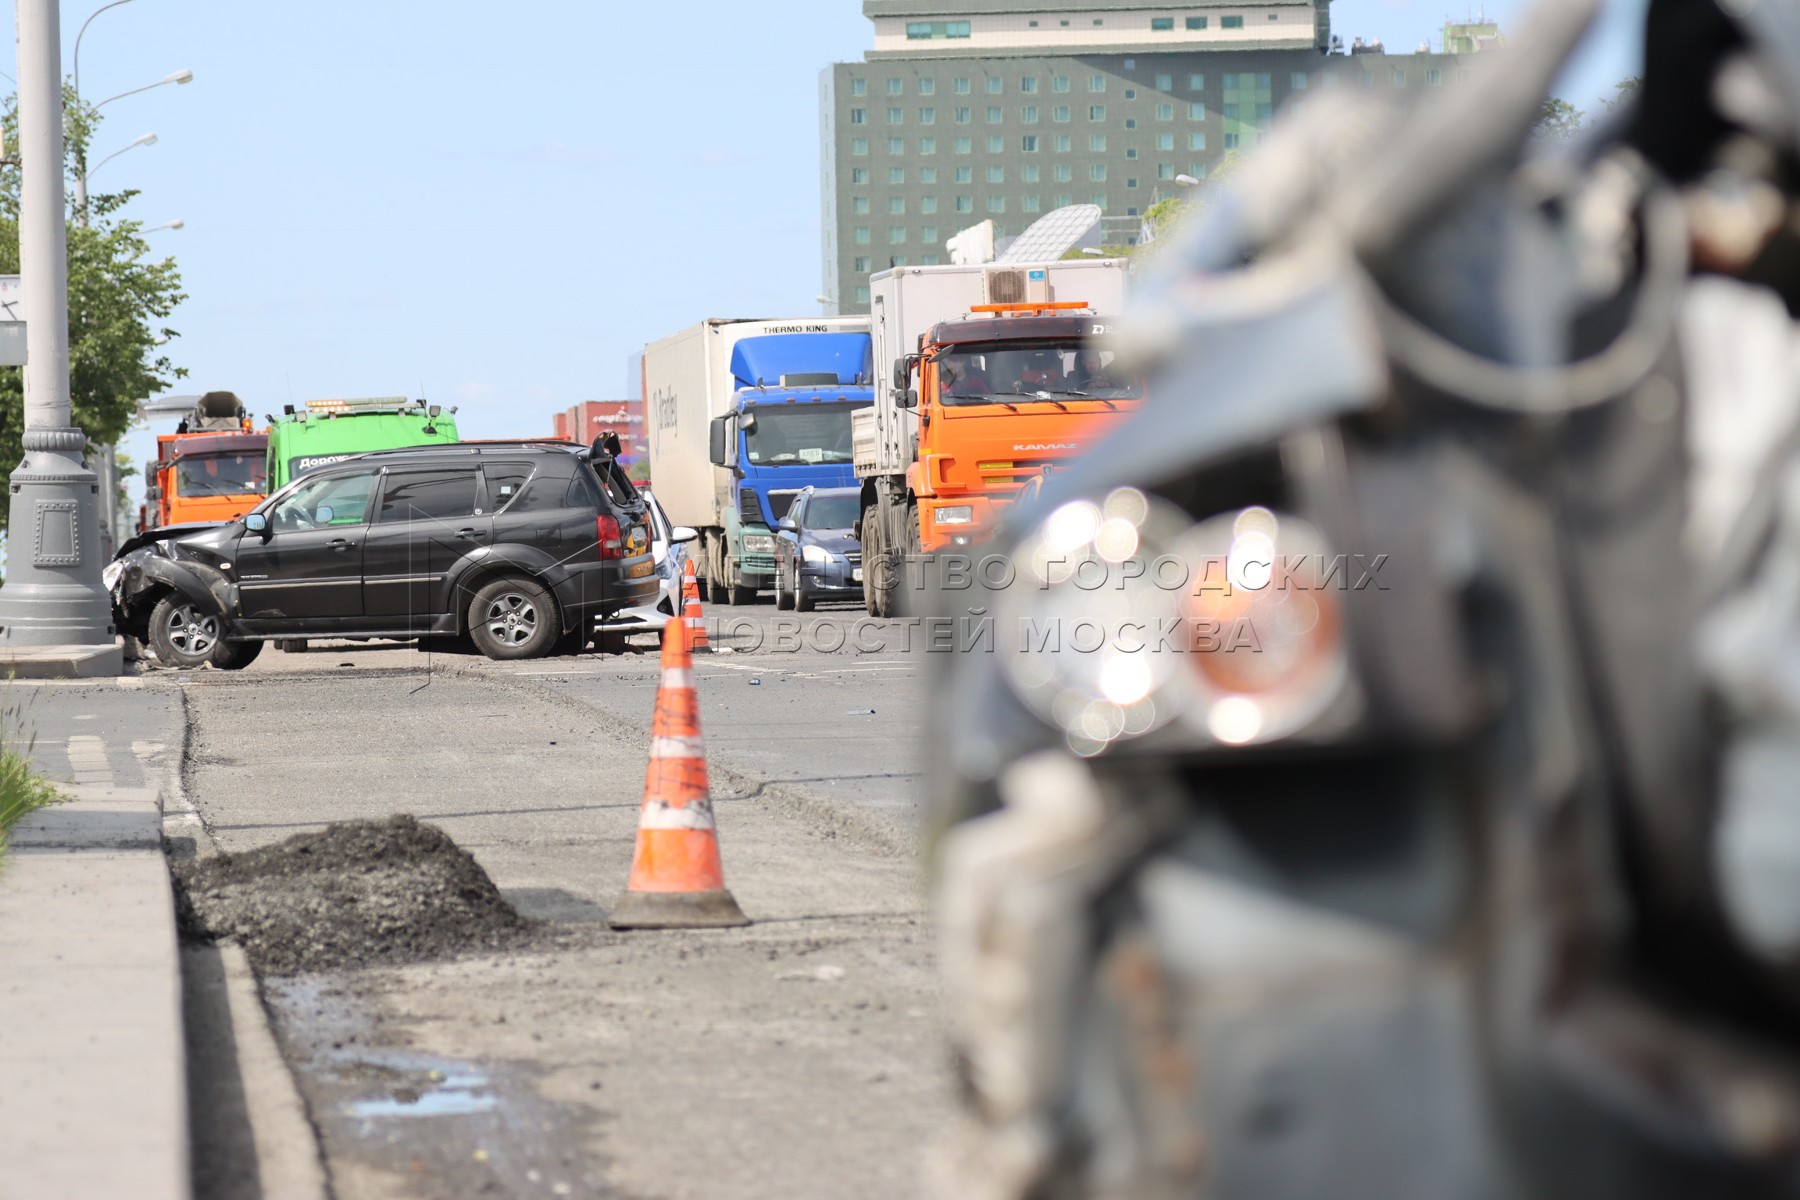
[{"left": 704, "top": 332, "right": 873, "bottom": 603}]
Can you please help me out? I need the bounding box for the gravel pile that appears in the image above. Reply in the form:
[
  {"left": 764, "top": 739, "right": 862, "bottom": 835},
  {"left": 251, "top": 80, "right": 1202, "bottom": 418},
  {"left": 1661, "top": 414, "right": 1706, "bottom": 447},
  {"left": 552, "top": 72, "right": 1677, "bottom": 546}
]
[{"left": 174, "top": 815, "right": 531, "bottom": 974}]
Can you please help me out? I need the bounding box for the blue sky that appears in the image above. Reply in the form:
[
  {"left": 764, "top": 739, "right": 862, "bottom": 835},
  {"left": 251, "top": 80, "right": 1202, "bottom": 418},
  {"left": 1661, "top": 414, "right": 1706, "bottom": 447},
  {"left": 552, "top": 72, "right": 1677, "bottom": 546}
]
[{"left": 0, "top": 0, "right": 1644, "bottom": 506}]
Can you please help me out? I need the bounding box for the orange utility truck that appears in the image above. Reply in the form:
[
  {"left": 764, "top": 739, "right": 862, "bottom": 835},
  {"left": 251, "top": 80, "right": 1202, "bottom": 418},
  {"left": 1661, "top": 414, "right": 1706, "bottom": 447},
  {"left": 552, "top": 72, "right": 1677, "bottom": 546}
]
[
  {"left": 852, "top": 258, "right": 1137, "bottom": 615},
  {"left": 138, "top": 391, "right": 268, "bottom": 532}
]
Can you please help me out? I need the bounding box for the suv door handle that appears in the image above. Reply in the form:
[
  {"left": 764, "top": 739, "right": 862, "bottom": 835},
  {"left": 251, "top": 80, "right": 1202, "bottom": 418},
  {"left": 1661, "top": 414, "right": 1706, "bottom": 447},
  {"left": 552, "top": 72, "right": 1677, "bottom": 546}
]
[
  {"left": 327, "top": 538, "right": 356, "bottom": 551},
  {"left": 454, "top": 527, "right": 482, "bottom": 540}
]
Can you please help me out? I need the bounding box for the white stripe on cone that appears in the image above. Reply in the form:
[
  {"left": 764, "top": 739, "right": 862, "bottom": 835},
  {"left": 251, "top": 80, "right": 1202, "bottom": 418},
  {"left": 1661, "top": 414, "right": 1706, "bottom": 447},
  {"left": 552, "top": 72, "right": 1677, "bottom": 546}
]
[
  {"left": 662, "top": 667, "right": 694, "bottom": 689},
  {"left": 650, "top": 734, "right": 705, "bottom": 759},
  {"left": 637, "top": 796, "right": 718, "bottom": 830}
]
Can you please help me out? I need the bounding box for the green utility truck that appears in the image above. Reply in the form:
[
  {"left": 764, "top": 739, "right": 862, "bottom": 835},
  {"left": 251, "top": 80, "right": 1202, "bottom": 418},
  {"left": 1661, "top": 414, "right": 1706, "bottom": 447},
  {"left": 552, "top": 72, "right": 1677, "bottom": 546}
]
[{"left": 264, "top": 397, "right": 460, "bottom": 492}]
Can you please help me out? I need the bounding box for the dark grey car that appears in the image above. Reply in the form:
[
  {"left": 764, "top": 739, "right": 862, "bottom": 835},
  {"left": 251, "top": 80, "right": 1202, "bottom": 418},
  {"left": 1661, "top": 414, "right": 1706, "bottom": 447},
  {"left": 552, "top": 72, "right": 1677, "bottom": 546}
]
[{"left": 772, "top": 486, "right": 862, "bottom": 612}]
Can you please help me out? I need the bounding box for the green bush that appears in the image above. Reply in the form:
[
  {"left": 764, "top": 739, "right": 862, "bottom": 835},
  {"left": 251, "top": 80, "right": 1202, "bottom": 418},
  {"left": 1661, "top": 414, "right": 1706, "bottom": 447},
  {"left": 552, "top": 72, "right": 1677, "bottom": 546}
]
[{"left": 0, "top": 695, "right": 61, "bottom": 867}]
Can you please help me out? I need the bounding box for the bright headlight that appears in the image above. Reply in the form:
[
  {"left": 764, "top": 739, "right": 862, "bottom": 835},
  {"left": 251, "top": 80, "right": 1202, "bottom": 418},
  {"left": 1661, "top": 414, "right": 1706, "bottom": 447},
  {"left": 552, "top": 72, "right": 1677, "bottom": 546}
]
[
  {"left": 101, "top": 561, "right": 124, "bottom": 591},
  {"left": 743, "top": 534, "right": 775, "bottom": 554},
  {"left": 999, "top": 494, "right": 1353, "bottom": 756},
  {"left": 802, "top": 544, "right": 834, "bottom": 564},
  {"left": 935, "top": 505, "right": 974, "bottom": 526}
]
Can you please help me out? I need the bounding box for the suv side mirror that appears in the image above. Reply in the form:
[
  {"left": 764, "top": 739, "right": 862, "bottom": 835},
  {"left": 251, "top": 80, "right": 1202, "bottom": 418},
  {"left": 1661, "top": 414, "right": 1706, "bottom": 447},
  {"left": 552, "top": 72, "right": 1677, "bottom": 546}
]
[
  {"left": 243, "top": 512, "right": 269, "bottom": 539},
  {"left": 776, "top": 516, "right": 796, "bottom": 532}
]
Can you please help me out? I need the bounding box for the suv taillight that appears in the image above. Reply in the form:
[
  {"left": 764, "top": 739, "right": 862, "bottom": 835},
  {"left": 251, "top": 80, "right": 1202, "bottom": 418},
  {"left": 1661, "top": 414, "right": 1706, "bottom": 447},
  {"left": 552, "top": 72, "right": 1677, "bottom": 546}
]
[{"left": 596, "top": 514, "right": 624, "bottom": 560}]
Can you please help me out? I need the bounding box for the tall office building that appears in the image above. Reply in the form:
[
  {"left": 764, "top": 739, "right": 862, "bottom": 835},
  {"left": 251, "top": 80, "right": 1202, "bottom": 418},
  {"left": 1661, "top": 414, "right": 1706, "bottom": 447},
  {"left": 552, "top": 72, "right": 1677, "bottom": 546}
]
[{"left": 821, "top": 2, "right": 1480, "bottom": 312}]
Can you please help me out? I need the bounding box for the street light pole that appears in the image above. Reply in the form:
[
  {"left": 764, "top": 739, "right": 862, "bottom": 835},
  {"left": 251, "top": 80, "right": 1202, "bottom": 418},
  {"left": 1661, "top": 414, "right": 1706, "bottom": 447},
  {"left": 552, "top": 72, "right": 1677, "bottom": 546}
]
[{"left": 0, "top": 0, "right": 122, "bottom": 668}]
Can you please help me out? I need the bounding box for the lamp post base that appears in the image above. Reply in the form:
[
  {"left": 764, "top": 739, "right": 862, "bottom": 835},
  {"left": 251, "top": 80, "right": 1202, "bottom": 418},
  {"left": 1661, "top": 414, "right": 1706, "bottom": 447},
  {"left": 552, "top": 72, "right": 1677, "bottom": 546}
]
[{"left": 0, "top": 430, "right": 125, "bottom": 675}]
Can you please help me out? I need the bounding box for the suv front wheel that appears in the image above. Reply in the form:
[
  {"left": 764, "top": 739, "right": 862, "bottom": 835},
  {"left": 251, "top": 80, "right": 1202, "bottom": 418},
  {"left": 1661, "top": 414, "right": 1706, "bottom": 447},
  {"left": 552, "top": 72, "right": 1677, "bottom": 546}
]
[
  {"left": 148, "top": 595, "right": 224, "bottom": 669},
  {"left": 468, "top": 577, "right": 559, "bottom": 660}
]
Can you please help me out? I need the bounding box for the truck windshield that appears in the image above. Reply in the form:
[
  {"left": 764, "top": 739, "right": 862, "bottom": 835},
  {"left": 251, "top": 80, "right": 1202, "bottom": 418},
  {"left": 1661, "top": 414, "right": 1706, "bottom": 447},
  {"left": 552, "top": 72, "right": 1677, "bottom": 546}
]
[
  {"left": 744, "top": 402, "right": 858, "bottom": 467},
  {"left": 935, "top": 342, "right": 1143, "bottom": 406},
  {"left": 176, "top": 452, "right": 266, "bottom": 497}
]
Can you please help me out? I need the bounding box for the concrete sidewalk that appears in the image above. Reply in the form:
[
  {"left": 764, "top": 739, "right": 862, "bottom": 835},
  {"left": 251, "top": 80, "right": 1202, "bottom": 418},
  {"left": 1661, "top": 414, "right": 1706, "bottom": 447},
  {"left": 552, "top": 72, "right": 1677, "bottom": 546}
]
[{"left": 0, "top": 680, "right": 190, "bottom": 1200}]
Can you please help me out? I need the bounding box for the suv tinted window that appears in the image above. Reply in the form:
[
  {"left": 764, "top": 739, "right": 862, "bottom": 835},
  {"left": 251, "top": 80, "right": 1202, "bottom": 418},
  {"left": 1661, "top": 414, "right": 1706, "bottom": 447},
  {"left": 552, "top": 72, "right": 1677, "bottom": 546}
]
[
  {"left": 565, "top": 467, "right": 606, "bottom": 511},
  {"left": 376, "top": 468, "right": 478, "bottom": 523},
  {"left": 484, "top": 463, "right": 534, "bottom": 511},
  {"left": 270, "top": 468, "right": 379, "bottom": 530}
]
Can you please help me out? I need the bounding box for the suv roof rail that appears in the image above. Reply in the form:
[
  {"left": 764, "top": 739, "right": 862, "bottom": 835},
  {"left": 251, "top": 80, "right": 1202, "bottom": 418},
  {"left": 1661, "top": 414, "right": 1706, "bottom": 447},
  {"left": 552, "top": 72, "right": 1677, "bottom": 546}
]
[{"left": 352, "top": 439, "right": 582, "bottom": 460}]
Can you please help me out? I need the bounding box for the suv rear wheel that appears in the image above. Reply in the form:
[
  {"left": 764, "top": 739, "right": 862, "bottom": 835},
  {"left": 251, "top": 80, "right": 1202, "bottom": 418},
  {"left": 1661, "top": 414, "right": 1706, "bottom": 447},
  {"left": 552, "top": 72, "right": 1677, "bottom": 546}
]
[
  {"left": 148, "top": 595, "right": 224, "bottom": 669},
  {"left": 468, "top": 577, "right": 559, "bottom": 660}
]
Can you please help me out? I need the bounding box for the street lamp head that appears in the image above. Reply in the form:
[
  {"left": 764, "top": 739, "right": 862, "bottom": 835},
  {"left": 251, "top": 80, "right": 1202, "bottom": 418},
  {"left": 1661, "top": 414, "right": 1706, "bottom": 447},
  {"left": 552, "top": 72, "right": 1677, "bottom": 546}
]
[
  {"left": 152, "top": 218, "right": 184, "bottom": 231},
  {"left": 815, "top": 294, "right": 835, "bottom": 305},
  {"left": 131, "top": 132, "right": 157, "bottom": 148},
  {"left": 165, "top": 69, "right": 194, "bottom": 85},
  {"left": 1080, "top": 246, "right": 1107, "bottom": 256},
  {"left": 1174, "top": 174, "right": 1201, "bottom": 188}
]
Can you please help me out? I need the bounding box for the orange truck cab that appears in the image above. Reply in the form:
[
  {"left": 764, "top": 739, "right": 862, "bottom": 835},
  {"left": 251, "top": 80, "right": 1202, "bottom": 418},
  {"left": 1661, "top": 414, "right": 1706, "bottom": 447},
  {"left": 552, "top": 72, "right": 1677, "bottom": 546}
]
[
  {"left": 138, "top": 391, "right": 268, "bottom": 532},
  {"left": 853, "top": 259, "right": 1138, "bottom": 615}
]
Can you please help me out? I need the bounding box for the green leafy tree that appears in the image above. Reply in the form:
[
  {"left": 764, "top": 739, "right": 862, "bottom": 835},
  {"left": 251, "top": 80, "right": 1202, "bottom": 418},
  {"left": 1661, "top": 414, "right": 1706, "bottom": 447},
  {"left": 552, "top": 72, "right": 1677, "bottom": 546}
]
[
  {"left": 1534, "top": 96, "right": 1586, "bottom": 142},
  {"left": 0, "top": 87, "right": 185, "bottom": 529}
]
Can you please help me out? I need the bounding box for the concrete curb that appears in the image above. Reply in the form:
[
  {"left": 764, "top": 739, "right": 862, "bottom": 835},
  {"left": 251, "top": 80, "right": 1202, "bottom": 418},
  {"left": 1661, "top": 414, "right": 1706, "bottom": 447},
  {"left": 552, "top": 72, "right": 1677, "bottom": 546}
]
[{"left": 0, "top": 783, "right": 189, "bottom": 1200}]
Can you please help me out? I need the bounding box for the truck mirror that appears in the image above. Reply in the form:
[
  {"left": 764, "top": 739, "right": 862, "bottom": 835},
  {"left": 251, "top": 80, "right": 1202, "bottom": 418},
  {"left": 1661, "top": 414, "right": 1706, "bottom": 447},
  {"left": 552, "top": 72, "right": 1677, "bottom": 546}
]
[
  {"left": 708, "top": 417, "right": 729, "bottom": 467},
  {"left": 901, "top": 388, "right": 918, "bottom": 409},
  {"left": 893, "top": 356, "right": 916, "bottom": 390}
]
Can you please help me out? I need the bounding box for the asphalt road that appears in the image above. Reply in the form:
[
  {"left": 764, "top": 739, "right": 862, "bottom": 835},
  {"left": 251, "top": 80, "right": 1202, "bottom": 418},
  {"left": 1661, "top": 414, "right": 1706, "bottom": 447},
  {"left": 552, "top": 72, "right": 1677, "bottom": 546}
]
[{"left": 162, "top": 600, "right": 949, "bottom": 1200}]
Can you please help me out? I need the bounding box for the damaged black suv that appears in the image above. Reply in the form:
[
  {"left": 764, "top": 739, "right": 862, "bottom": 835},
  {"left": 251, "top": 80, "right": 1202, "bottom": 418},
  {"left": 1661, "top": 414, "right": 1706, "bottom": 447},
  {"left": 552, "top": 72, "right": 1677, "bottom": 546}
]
[{"left": 108, "top": 441, "right": 659, "bottom": 667}]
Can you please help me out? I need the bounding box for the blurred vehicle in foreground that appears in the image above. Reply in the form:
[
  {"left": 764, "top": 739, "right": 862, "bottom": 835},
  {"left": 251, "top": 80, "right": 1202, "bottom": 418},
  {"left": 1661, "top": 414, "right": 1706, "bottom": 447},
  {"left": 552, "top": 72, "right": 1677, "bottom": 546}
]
[
  {"left": 772, "top": 485, "right": 862, "bottom": 611},
  {"left": 927, "top": 1, "right": 1800, "bottom": 1197}
]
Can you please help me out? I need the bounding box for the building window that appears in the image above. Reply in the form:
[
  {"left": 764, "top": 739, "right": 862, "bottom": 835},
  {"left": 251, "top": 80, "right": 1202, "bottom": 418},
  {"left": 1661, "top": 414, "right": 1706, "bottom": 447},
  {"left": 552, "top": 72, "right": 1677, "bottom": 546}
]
[
  {"left": 1157, "top": 163, "right": 1174, "bottom": 179},
  {"left": 907, "top": 20, "right": 972, "bottom": 39},
  {"left": 1125, "top": 89, "right": 1137, "bottom": 100},
  {"left": 955, "top": 196, "right": 973, "bottom": 212},
  {"left": 954, "top": 106, "right": 971, "bottom": 124},
  {"left": 1086, "top": 164, "right": 1106, "bottom": 182},
  {"left": 1126, "top": 147, "right": 1137, "bottom": 158},
  {"left": 1022, "top": 164, "right": 1040, "bottom": 182},
  {"left": 919, "top": 137, "right": 936, "bottom": 154},
  {"left": 1292, "top": 73, "right": 1309, "bottom": 90},
  {"left": 1021, "top": 77, "right": 1038, "bottom": 94},
  {"left": 888, "top": 138, "right": 904, "bottom": 154},
  {"left": 1021, "top": 134, "right": 1039, "bottom": 152},
  {"left": 1152, "top": 17, "right": 1173, "bottom": 31},
  {"left": 1090, "top": 193, "right": 1107, "bottom": 208},
  {"left": 1155, "top": 73, "right": 1172, "bottom": 90},
  {"left": 1125, "top": 118, "right": 1137, "bottom": 129},
  {"left": 1089, "top": 105, "right": 1106, "bottom": 121},
  {"left": 1090, "top": 134, "right": 1107, "bottom": 151},
  {"left": 986, "top": 106, "right": 1003, "bottom": 123},
  {"left": 851, "top": 138, "right": 868, "bottom": 155},
  {"left": 853, "top": 227, "right": 871, "bottom": 244},
  {"left": 1189, "top": 132, "right": 1207, "bottom": 150},
  {"left": 986, "top": 165, "right": 1005, "bottom": 183},
  {"left": 1053, "top": 105, "right": 1070, "bottom": 122},
  {"left": 954, "top": 77, "right": 971, "bottom": 94},
  {"left": 1222, "top": 15, "right": 1243, "bottom": 29},
  {"left": 1089, "top": 74, "right": 1106, "bottom": 93},
  {"left": 853, "top": 256, "right": 869, "bottom": 272},
  {"left": 851, "top": 79, "right": 867, "bottom": 97},
  {"left": 1187, "top": 17, "right": 1207, "bottom": 30},
  {"left": 1055, "top": 164, "right": 1072, "bottom": 182},
  {"left": 1269, "top": 10, "right": 1278, "bottom": 18},
  {"left": 1188, "top": 73, "right": 1205, "bottom": 89},
  {"left": 1053, "top": 135, "right": 1071, "bottom": 152},
  {"left": 955, "top": 137, "right": 972, "bottom": 154},
  {"left": 1021, "top": 105, "right": 1039, "bottom": 123},
  {"left": 986, "top": 77, "right": 1003, "bottom": 95},
  {"left": 891, "top": 256, "right": 907, "bottom": 266},
  {"left": 1426, "top": 69, "right": 1442, "bottom": 85},
  {"left": 1156, "top": 102, "right": 1173, "bottom": 120},
  {"left": 1156, "top": 133, "right": 1173, "bottom": 151},
  {"left": 850, "top": 108, "right": 866, "bottom": 125},
  {"left": 889, "top": 226, "right": 907, "bottom": 244},
  {"left": 920, "top": 166, "right": 938, "bottom": 184},
  {"left": 1392, "top": 67, "right": 1407, "bottom": 87},
  {"left": 919, "top": 107, "right": 936, "bottom": 124},
  {"left": 852, "top": 167, "right": 870, "bottom": 183},
  {"left": 887, "top": 107, "right": 903, "bottom": 124},
  {"left": 855, "top": 285, "right": 870, "bottom": 304},
  {"left": 921, "top": 226, "right": 938, "bottom": 243},
  {"left": 1093, "top": 18, "right": 1103, "bottom": 25},
  {"left": 955, "top": 166, "right": 973, "bottom": 182},
  {"left": 1023, "top": 195, "right": 1041, "bottom": 213},
  {"left": 1126, "top": 177, "right": 1139, "bottom": 188},
  {"left": 852, "top": 196, "right": 870, "bottom": 214},
  {"left": 889, "top": 196, "right": 906, "bottom": 213},
  {"left": 919, "top": 78, "right": 935, "bottom": 95},
  {"left": 1224, "top": 132, "right": 1240, "bottom": 149},
  {"left": 887, "top": 78, "right": 904, "bottom": 96},
  {"left": 987, "top": 196, "right": 1006, "bottom": 213},
  {"left": 986, "top": 136, "right": 1004, "bottom": 152},
  {"left": 1189, "top": 102, "right": 1206, "bottom": 119},
  {"left": 921, "top": 196, "right": 938, "bottom": 213},
  {"left": 922, "top": 254, "right": 941, "bottom": 265},
  {"left": 1052, "top": 76, "right": 1071, "bottom": 93}
]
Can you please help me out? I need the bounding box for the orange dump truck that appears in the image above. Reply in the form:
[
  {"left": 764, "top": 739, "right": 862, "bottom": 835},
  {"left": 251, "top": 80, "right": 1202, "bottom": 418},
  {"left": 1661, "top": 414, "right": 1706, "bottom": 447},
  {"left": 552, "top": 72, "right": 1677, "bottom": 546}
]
[
  {"left": 138, "top": 391, "right": 268, "bottom": 532},
  {"left": 852, "top": 258, "right": 1137, "bottom": 615}
]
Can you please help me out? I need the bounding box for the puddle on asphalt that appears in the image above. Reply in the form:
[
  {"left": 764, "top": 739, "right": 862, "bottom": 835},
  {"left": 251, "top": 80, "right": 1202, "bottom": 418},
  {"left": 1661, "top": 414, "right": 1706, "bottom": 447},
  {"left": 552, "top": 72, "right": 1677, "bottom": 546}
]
[{"left": 341, "top": 1058, "right": 499, "bottom": 1120}]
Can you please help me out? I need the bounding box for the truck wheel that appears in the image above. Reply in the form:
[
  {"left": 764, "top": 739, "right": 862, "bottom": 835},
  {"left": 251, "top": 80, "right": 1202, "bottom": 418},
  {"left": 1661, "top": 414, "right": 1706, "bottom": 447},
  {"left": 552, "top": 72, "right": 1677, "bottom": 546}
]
[
  {"left": 209, "top": 639, "right": 264, "bottom": 671},
  {"left": 148, "top": 595, "right": 225, "bottom": 669},
  {"left": 727, "top": 571, "right": 756, "bottom": 606},
  {"left": 704, "top": 537, "right": 729, "bottom": 606},
  {"left": 468, "top": 577, "right": 560, "bottom": 660},
  {"left": 863, "top": 511, "right": 891, "bottom": 618}
]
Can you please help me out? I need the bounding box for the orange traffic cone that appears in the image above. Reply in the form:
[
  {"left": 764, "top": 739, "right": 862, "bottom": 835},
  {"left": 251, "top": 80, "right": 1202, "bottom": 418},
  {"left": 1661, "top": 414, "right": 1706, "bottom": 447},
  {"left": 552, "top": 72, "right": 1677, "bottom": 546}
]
[
  {"left": 681, "top": 559, "right": 709, "bottom": 652},
  {"left": 608, "top": 616, "right": 748, "bottom": 929}
]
